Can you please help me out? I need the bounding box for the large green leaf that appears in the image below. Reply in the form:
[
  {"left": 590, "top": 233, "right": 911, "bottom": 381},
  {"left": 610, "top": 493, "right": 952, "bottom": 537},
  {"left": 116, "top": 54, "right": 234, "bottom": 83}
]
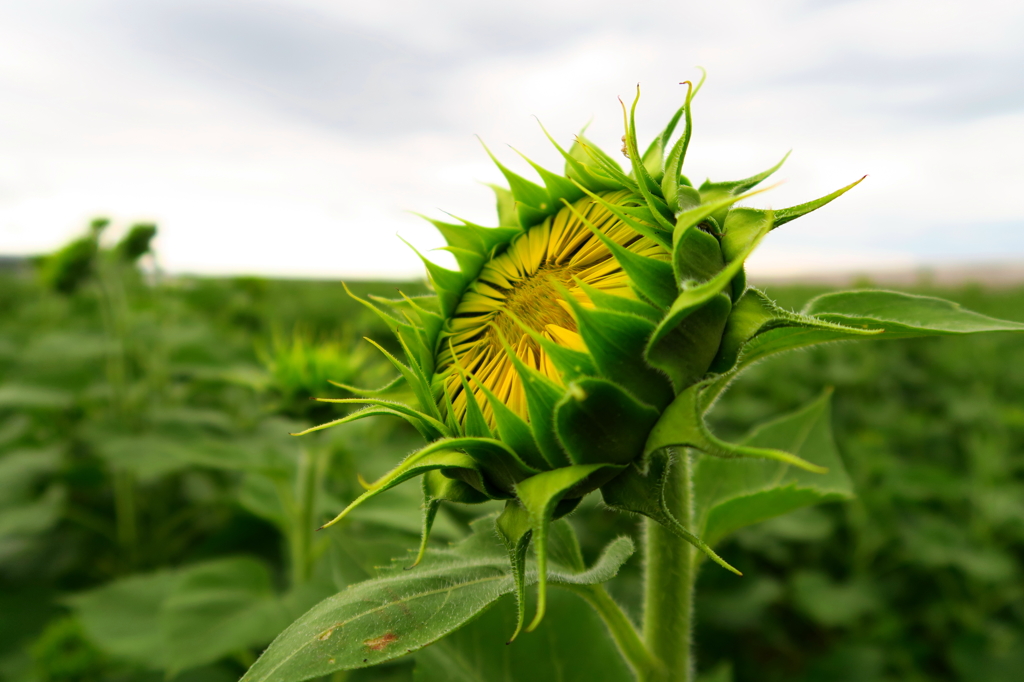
[
  {"left": 694, "top": 391, "right": 853, "bottom": 547},
  {"left": 412, "top": 590, "right": 634, "bottom": 682},
  {"left": 240, "top": 516, "right": 634, "bottom": 681},
  {"left": 803, "top": 290, "right": 1024, "bottom": 336},
  {"left": 160, "top": 558, "right": 296, "bottom": 674},
  {"left": 68, "top": 558, "right": 327, "bottom": 674},
  {"left": 68, "top": 569, "right": 179, "bottom": 668}
]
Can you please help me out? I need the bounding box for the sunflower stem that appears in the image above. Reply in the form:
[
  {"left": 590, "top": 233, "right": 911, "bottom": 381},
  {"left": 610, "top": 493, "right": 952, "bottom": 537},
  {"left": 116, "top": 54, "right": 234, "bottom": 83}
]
[
  {"left": 643, "top": 448, "right": 696, "bottom": 682},
  {"left": 571, "top": 584, "right": 657, "bottom": 681}
]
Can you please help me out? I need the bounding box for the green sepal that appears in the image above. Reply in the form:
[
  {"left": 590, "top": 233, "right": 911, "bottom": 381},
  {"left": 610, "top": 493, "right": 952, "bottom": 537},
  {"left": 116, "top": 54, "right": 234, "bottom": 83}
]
[
  {"left": 536, "top": 120, "right": 621, "bottom": 192},
  {"left": 646, "top": 292, "right": 732, "bottom": 393},
  {"left": 394, "top": 292, "right": 446, "bottom": 364},
  {"left": 644, "top": 382, "right": 827, "bottom": 473},
  {"left": 710, "top": 288, "right": 883, "bottom": 373},
  {"left": 600, "top": 449, "right": 740, "bottom": 575},
  {"left": 672, "top": 187, "right": 770, "bottom": 252},
  {"left": 457, "top": 375, "right": 492, "bottom": 439},
  {"left": 773, "top": 175, "right": 866, "bottom": 228},
  {"left": 495, "top": 499, "right": 533, "bottom": 643},
  {"left": 501, "top": 338, "right": 572, "bottom": 469},
  {"left": 661, "top": 79, "right": 698, "bottom": 209},
  {"left": 398, "top": 237, "right": 466, "bottom": 319},
  {"left": 436, "top": 246, "right": 486, "bottom": 280},
  {"left": 310, "top": 398, "right": 450, "bottom": 441},
  {"left": 569, "top": 207, "right": 676, "bottom": 309},
  {"left": 554, "top": 377, "right": 660, "bottom": 466},
  {"left": 451, "top": 436, "right": 542, "bottom": 494},
  {"left": 699, "top": 151, "right": 790, "bottom": 195},
  {"left": 478, "top": 139, "right": 550, "bottom": 215},
  {"left": 576, "top": 279, "right": 661, "bottom": 322},
  {"left": 434, "top": 215, "right": 521, "bottom": 256},
  {"left": 673, "top": 222, "right": 724, "bottom": 285},
  {"left": 503, "top": 309, "right": 598, "bottom": 382},
  {"left": 512, "top": 148, "right": 585, "bottom": 207},
  {"left": 570, "top": 187, "right": 671, "bottom": 248},
  {"left": 487, "top": 184, "right": 521, "bottom": 229},
  {"left": 364, "top": 338, "right": 441, "bottom": 421},
  {"left": 515, "top": 463, "right": 625, "bottom": 632},
  {"left": 640, "top": 101, "right": 684, "bottom": 180},
  {"left": 574, "top": 135, "right": 638, "bottom": 193},
  {"left": 562, "top": 293, "right": 673, "bottom": 408},
  {"left": 729, "top": 268, "right": 746, "bottom": 302},
  {"left": 318, "top": 445, "right": 486, "bottom": 531},
  {"left": 470, "top": 377, "right": 551, "bottom": 472},
  {"left": 440, "top": 384, "right": 460, "bottom": 435},
  {"left": 345, "top": 284, "right": 435, "bottom": 372},
  {"left": 410, "top": 471, "right": 489, "bottom": 569},
  {"left": 621, "top": 90, "right": 675, "bottom": 231},
  {"left": 328, "top": 374, "right": 405, "bottom": 398},
  {"left": 290, "top": 405, "right": 440, "bottom": 442},
  {"left": 650, "top": 210, "right": 773, "bottom": 350},
  {"left": 698, "top": 151, "right": 790, "bottom": 226}
]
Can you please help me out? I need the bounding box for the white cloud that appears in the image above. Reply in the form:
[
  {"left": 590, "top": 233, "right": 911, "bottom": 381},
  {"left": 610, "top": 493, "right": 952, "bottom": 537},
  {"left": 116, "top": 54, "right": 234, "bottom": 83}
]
[{"left": 0, "top": 0, "right": 1021, "bottom": 279}]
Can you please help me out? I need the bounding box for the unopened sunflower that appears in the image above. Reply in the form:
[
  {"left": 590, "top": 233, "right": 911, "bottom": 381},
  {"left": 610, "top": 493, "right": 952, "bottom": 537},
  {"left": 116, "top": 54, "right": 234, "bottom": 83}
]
[{"left": 298, "top": 77, "right": 897, "bottom": 638}]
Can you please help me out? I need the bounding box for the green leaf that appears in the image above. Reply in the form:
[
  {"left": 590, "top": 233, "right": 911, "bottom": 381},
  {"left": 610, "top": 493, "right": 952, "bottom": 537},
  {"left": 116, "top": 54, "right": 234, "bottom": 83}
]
[
  {"left": 0, "top": 485, "right": 65, "bottom": 541},
  {"left": 412, "top": 590, "right": 635, "bottom": 682},
  {"left": 803, "top": 290, "right": 1024, "bottom": 336},
  {"left": 161, "top": 558, "right": 293, "bottom": 674},
  {"left": 693, "top": 390, "right": 853, "bottom": 547},
  {"left": 554, "top": 377, "right": 660, "bottom": 466},
  {"left": 710, "top": 288, "right": 882, "bottom": 374},
  {"left": 68, "top": 569, "right": 178, "bottom": 668},
  {"left": 240, "top": 516, "right": 634, "bottom": 681}
]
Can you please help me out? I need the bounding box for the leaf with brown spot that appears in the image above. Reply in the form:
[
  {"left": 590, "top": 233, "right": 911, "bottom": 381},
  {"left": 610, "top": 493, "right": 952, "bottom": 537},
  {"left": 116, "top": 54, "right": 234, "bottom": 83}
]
[{"left": 240, "top": 515, "right": 633, "bottom": 681}]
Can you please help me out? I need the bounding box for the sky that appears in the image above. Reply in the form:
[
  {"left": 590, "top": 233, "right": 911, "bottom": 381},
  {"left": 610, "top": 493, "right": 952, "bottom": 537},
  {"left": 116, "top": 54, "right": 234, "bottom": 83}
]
[{"left": 0, "top": 0, "right": 1022, "bottom": 279}]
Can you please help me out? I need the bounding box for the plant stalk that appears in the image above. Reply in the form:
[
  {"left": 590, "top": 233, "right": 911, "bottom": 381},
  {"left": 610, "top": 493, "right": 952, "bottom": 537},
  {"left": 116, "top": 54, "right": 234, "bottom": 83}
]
[
  {"left": 573, "top": 585, "right": 657, "bottom": 681},
  {"left": 643, "top": 448, "right": 696, "bottom": 682}
]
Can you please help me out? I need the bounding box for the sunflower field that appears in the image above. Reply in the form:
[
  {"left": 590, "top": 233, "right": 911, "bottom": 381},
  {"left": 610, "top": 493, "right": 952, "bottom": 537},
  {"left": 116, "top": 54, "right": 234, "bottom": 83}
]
[{"left": 1, "top": 227, "right": 1023, "bottom": 682}]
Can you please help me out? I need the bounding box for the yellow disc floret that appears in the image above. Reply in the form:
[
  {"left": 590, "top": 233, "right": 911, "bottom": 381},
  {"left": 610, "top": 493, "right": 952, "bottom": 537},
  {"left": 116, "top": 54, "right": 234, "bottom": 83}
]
[{"left": 434, "top": 190, "right": 668, "bottom": 426}]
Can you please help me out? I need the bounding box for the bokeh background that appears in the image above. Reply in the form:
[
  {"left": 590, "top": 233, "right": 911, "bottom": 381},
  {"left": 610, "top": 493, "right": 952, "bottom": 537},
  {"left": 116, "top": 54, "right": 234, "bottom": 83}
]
[{"left": 2, "top": 2, "right": 1023, "bottom": 681}]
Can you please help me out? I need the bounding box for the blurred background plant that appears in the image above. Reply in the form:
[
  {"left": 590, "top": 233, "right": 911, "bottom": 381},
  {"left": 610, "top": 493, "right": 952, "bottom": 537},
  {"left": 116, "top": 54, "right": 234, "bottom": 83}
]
[{"left": 1, "top": 228, "right": 1022, "bottom": 682}]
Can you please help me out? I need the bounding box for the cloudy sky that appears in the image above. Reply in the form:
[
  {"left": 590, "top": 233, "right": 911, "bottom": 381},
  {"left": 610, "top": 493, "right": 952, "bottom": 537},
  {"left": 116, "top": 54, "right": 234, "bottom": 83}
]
[{"left": 1, "top": 0, "right": 1022, "bottom": 279}]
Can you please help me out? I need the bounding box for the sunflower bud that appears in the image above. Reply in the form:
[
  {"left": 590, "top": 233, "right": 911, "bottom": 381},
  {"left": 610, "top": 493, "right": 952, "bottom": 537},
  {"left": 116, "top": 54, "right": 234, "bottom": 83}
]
[{"left": 301, "top": 76, "right": 872, "bottom": 635}]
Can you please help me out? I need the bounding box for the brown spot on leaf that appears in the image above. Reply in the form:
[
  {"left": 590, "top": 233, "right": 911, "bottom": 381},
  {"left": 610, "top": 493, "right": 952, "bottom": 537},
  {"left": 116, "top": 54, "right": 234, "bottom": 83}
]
[{"left": 363, "top": 633, "right": 399, "bottom": 651}]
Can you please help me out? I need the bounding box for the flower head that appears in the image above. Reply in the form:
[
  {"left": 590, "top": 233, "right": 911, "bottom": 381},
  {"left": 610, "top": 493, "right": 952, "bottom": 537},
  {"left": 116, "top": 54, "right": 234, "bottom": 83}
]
[{"left": 299, "top": 76, "right": 869, "bottom": 638}]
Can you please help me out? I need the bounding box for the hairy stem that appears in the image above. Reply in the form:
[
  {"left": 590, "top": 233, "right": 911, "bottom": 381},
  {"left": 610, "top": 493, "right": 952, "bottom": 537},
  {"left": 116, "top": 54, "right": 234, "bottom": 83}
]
[
  {"left": 643, "top": 448, "right": 696, "bottom": 682},
  {"left": 572, "top": 584, "right": 657, "bottom": 681}
]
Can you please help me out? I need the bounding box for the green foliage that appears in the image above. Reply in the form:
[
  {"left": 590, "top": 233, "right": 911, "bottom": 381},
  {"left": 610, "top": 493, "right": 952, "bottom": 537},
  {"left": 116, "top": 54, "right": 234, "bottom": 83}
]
[
  {"left": 3, "top": 228, "right": 1024, "bottom": 681},
  {"left": 241, "top": 517, "right": 633, "bottom": 680}
]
